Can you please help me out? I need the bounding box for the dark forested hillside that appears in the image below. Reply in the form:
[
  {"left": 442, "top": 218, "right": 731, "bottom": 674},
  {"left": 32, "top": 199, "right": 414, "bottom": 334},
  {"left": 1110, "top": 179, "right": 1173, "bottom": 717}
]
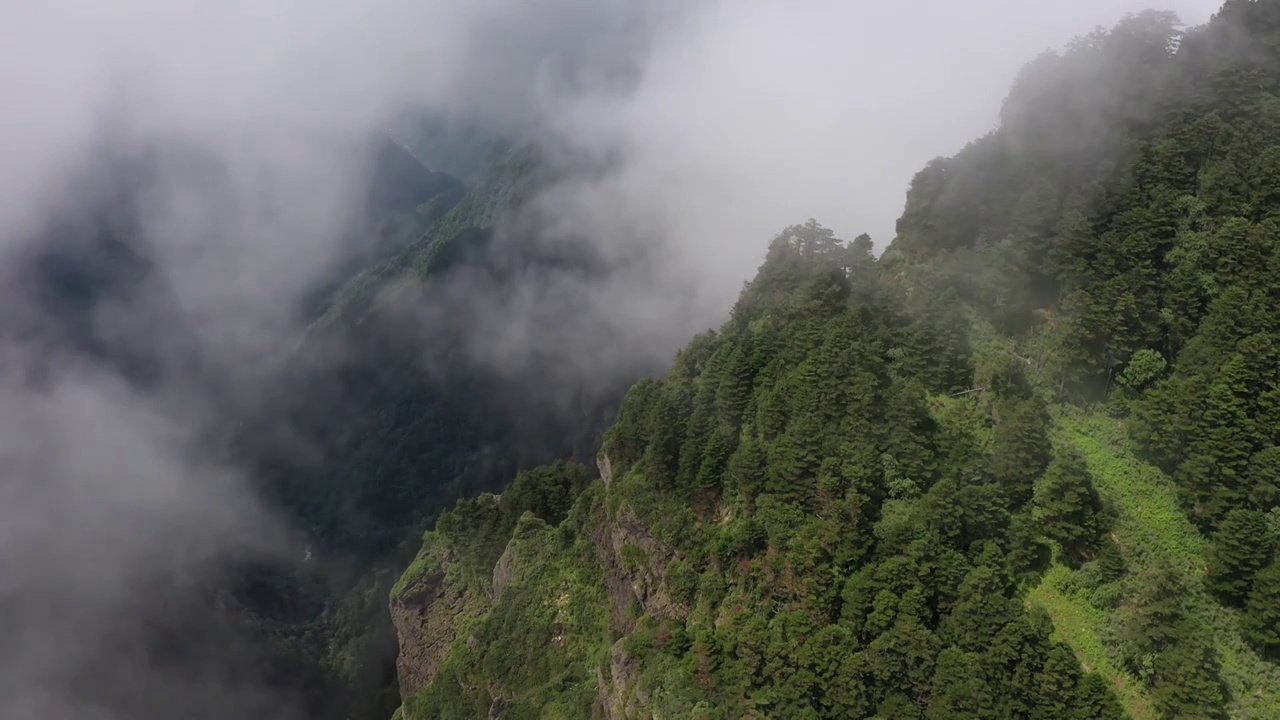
[
  {"left": 223, "top": 130, "right": 651, "bottom": 720},
  {"left": 4, "top": 121, "right": 647, "bottom": 720},
  {"left": 245, "top": 139, "right": 639, "bottom": 564},
  {"left": 390, "top": 4, "right": 1280, "bottom": 720},
  {"left": 301, "top": 138, "right": 469, "bottom": 319},
  {"left": 0, "top": 132, "right": 489, "bottom": 720}
]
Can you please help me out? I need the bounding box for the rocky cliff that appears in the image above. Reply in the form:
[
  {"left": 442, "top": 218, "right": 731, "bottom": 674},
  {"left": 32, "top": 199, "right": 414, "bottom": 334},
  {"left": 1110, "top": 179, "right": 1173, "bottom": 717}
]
[{"left": 388, "top": 452, "right": 688, "bottom": 719}]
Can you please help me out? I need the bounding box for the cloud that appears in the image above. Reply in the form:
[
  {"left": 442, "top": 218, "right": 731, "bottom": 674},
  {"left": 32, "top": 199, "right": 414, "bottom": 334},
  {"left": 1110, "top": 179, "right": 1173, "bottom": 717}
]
[
  {"left": 0, "top": 357, "right": 288, "bottom": 718},
  {"left": 427, "top": 0, "right": 1223, "bottom": 363},
  {"left": 537, "top": 0, "right": 1223, "bottom": 317},
  {"left": 0, "top": 1, "right": 1227, "bottom": 345}
]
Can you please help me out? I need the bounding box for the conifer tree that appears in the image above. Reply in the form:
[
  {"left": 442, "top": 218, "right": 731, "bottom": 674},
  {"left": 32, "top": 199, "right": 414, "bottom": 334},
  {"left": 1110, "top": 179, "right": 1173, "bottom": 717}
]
[
  {"left": 1205, "top": 508, "right": 1273, "bottom": 605},
  {"left": 988, "top": 397, "right": 1052, "bottom": 506},
  {"left": 1241, "top": 559, "right": 1280, "bottom": 660},
  {"left": 926, "top": 648, "right": 998, "bottom": 720},
  {"left": 1033, "top": 445, "right": 1105, "bottom": 563},
  {"left": 942, "top": 564, "right": 1016, "bottom": 652}
]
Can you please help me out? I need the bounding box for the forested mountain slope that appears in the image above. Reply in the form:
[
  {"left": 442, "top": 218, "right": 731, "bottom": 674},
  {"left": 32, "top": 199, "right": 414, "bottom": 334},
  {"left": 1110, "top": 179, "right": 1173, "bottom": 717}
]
[
  {"left": 246, "top": 136, "right": 640, "bottom": 564},
  {"left": 393, "top": 223, "right": 1120, "bottom": 720},
  {"left": 391, "top": 4, "right": 1280, "bottom": 719}
]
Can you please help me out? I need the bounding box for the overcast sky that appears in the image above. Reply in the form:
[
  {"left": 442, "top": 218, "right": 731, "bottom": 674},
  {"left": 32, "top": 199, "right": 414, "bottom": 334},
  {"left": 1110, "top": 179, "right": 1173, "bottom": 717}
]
[
  {"left": 0, "top": 1, "right": 1226, "bottom": 254},
  {"left": 573, "top": 0, "right": 1225, "bottom": 252},
  {"left": 501, "top": 0, "right": 1227, "bottom": 320},
  {"left": 818, "top": 0, "right": 1223, "bottom": 243}
]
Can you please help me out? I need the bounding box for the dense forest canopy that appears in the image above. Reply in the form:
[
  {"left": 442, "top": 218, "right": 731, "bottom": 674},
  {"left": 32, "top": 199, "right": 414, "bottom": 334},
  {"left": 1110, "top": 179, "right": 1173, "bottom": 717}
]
[{"left": 387, "top": 4, "right": 1280, "bottom": 720}]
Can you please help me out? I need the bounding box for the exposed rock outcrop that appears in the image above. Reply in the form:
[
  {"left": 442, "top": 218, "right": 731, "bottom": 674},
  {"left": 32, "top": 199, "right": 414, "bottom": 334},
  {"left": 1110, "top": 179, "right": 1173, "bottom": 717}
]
[
  {"left": 490, "top": 540, "right": 517, "bottom": 603},
  {"left": 391, "top": 455, "right": 687, "bottom": 716},
  {"left": 389, "top": 550, "right": 484, "bottom": 699},
  {"left": 389, "top": 570, "right": 447, "bottom": 699},
  {"left": 597, "top": 450, "right": 614, "bottom": 486},
  {"left": 595, "top": 642, "right": 646, "bottom": 720},
  {"left": 590, "top": 497, "right": 689, "bottom": 635}
]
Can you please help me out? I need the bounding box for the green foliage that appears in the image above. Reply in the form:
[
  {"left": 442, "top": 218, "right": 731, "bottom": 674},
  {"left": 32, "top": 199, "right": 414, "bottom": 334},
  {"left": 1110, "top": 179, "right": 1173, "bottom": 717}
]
[
  {"left": 399, "top": 472, "right": 609, "bottom": 720},
  {"left": 1206, "top": 508, "right": 1276, "bottom": 605},
  {"left": 989, "top": 395, "right": 1053, "bottom": 505},
  {"left": 731, "top": 13, "right": 1280, "bottom": 712},
  {"left": 385, "top": 6, "right": 1280, "bottom": 719},
  {"left": 396, "top": 217, "right": 1138, "bottom": 718},
  {"left": 1028, "top": 566, "right": 1150, "bottom": 718},
  {"left": 1036, "top": 410, "right": 1280, "bottom": 720},
  {"left": 393, "top": 462, "right": 592, "bottom": 600},
  {"left": 1118, "top": 349, "right": 1168, "bottom": 391},
  {"left": 1034, "top": 444, "right": 1106, "bottom": 563},
  {"left": 941, "top": 563, "right": 1017, "bottom": 651},
  {"left": 1242, "top": 560, "right": 1280, "bottom": 661}
]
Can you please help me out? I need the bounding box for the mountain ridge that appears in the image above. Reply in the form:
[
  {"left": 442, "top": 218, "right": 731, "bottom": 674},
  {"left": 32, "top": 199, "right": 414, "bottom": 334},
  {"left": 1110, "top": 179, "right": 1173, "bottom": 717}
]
[{"left": 388, "top": 5, "right": 1280, "bottom": 719}]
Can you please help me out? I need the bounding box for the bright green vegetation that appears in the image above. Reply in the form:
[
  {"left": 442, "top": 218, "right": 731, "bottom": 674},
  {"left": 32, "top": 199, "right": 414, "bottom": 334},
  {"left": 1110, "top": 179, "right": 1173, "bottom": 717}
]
[
  {"left": 1058, "top": 411, "right": 1206, "bottom": 570},
  {"left": 1028, "top": 565, "right": 1152, "bottom": 720},
  {"left": 392, "top": 5, "right": 1280, "bottom": 719},
  {"left": 1035, "top": 410, "right": 1280, "bottom": 720},
  {"left": 392, "top": 463, "right": 611, "bottom": 720},
  {"left": 392, "top": 461, "right": 594, "bottom": 602}
]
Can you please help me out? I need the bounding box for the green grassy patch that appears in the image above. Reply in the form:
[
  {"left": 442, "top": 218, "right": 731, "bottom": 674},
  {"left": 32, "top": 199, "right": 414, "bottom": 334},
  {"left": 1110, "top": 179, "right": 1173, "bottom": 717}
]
[
  {"left": 390, "top": 535, "right": 440, "bottom": 600},
  {"left": 1056, "top": 408, "right": 1205, "bottom": 573},
  {"left": 1033, "top": 407, "right": 1280, "bottom": 720},
  {"left": 1028, "top": 565, "right": 1153, "bottom": 720}
]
